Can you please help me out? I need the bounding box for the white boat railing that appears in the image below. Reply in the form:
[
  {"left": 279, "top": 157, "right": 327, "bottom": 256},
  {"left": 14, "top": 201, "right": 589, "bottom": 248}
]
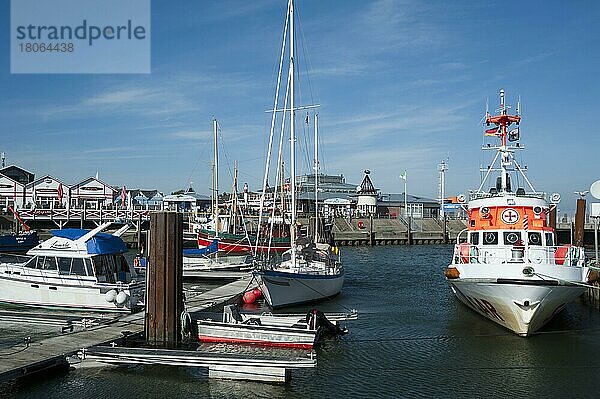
[{"left": 453, "top": 244, "right": 585, "bottom": 267}]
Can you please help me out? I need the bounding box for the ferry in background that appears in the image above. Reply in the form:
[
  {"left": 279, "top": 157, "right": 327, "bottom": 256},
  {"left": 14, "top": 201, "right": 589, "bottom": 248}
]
[
  {"left": 444, "top": 89, "right": 594, "bottom": 336},
  {"left": 0, "top": 222, "right": 144, "bottom": 312}
]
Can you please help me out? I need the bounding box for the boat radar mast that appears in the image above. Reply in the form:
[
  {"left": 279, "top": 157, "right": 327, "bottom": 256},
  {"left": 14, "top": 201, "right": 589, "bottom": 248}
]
[{"left": 476, "top": 89, "right": 538, "bottom": 196}]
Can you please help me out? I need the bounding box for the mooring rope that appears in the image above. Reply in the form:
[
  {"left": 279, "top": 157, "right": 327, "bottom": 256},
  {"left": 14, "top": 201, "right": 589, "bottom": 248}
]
[{"left": 534, "top": 271, "right": 600, "bottom": 290}]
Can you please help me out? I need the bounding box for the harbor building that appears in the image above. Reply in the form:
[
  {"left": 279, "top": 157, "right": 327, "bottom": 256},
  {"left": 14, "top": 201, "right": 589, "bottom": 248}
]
[{"left": 355, "top": 170, "right": 378, "bottom": 216}]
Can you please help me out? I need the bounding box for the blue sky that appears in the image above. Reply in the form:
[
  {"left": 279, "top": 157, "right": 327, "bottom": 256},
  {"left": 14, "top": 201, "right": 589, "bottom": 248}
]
[{"left": 1, "top": 0, "right": 599, "bottom": 213}]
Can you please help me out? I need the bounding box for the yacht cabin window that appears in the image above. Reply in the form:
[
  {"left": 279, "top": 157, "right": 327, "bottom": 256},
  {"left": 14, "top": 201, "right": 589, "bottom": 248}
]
[
  {"left": 57, "top": 257, "right": 89, "bottom": 276},
  {"left": 483, "top": 232, "right": 498, "bottom": 245},
  {"left": 36, "top": 256, "right": 58, "bottom": 271},
  {"left": 58, "top": 257, "right": 71, "bottom": 274},
  {"left": 71, "top": 258, "right": 86, "bottom": 275}
]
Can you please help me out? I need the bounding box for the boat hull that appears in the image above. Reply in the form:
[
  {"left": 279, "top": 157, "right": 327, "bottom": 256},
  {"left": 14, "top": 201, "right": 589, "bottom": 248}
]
[
  {"left": 197, "top": 320, "right": 316, "bottom": 349},
  {"left": 0, "top": 232, "right": 39, "bottom": 253},
  {"left": 449, "top": 279, "right": 585, "bottom": 336},
  {"left": 197, "top": 235, "right": 290, "bottom": 254},
  {"left": 254, "top": 269, "right": 344, "bottom": 308},
  {"left": 0, "top": 272, "right": 142, "bottom": 312}
]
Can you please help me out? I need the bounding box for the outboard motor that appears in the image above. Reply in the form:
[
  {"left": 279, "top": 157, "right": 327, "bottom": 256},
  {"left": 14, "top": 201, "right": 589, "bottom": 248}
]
[
  {"left": 223, "top": 304, "right": 243, "bottom": 323},
  {"left": 306, "top": 309, "right": 348, "bottom": 336}
]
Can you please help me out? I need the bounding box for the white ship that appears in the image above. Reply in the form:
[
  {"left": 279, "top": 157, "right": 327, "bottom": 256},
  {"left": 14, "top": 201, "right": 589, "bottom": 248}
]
[
  {"left": 0, "top": 222, "right": 144, "bottom": 312},
  {"left": 444, "top": 89, "right": 594, "bottom": 336}
]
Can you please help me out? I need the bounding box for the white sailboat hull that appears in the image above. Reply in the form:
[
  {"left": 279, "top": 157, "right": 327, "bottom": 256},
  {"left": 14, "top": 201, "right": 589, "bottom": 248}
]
[{"left": 254, "top": 269, "right": 344, "bottom": 308}]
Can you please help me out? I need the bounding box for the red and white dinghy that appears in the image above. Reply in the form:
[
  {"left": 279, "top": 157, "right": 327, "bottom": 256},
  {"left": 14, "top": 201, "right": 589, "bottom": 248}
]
[
  {"left": 197, "top": 305, "right": 354, "bottom": 349},
  {"left": 444, "top": 89, "right": 594, "bottom": 337}
]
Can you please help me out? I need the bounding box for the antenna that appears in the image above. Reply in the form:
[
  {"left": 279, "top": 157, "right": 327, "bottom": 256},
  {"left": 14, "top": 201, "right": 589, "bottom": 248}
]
[
  {"left": 516, "top": 95, "right": 521, "bottom": 116},
  {"left": 0, "top": 152, "right": 4, "bottom": 168}
]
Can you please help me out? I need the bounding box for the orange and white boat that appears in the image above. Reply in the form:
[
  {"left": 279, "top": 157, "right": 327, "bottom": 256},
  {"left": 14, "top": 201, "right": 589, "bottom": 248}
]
[{"left": 444, "top": 89, "right": 594, "bottom": 336}]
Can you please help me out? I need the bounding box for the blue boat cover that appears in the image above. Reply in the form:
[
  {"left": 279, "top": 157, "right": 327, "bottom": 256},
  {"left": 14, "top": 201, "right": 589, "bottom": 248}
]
[
  {"left": 51, "top": 229, "right": 128, "bottom": 255},
  {"left": 183, "top": 239, "right": 218, "bottom": 256}
]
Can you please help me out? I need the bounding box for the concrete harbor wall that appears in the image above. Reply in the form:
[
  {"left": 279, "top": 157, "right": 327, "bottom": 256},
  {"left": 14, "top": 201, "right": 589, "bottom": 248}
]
[{"left": 331, "top": 217, "right": 468, "bottom": 246}]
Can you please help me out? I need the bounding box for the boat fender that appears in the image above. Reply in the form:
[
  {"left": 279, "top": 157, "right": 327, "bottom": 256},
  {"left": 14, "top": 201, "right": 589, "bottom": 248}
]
[
  {"left": 252, "top": 288, "right": 263, "bottom": 299},
  {"left": 133, "top": 257, "right": 139, "bottom": 267},
  {"left": 116, "top": 291, "right": 129, "bottom": 306},
  {"left": 105, "top": 289, "right": 118, "bottom": 303},
  {"left": 243, "top": 290, "right": 257, "bottom": 304}
]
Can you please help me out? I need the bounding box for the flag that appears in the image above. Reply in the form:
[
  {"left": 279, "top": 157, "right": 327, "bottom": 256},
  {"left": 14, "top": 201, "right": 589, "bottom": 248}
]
[
  {"left": 485, "top": 127, "right": 499, "bottom": 136},
  {"left": 57, "top": 183, "right": 63, "bottom": 203},
  {"left": 120, "top": 186, "right": 127, "bottom": 208},
  {"left": 399, "top": 171, "right": 407, "bottom": 181}
]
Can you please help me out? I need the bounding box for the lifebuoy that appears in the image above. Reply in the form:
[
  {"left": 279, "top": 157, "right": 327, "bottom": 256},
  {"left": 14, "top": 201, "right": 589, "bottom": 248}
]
[{"left": 357, "top": 221, "right": 365, "bottom": 229}]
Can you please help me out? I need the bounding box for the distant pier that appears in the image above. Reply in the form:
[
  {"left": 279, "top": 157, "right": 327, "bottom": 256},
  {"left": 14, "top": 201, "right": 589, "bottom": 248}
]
[{"left": 331, "top": 217, "right": 467, "bottom": 246}]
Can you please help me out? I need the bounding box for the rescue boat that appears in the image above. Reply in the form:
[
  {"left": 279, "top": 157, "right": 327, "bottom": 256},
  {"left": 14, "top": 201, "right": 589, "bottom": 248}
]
[{"left": 444, "top": 89, "right": 593, "bottom": 336}]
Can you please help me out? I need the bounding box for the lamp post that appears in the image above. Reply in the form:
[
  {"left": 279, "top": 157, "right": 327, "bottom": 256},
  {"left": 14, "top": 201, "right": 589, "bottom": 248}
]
[
  {"left": 400, "top": 170, "right": 410, "bottom": 244},
  {"left": 400, "top": 170, "right": 407, "bottom": 218}
]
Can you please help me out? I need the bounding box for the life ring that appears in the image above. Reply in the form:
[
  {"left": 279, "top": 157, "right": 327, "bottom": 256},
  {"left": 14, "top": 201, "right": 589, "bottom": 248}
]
[{"left": 357, "top": 221, "right": 365, "bottom": 229}]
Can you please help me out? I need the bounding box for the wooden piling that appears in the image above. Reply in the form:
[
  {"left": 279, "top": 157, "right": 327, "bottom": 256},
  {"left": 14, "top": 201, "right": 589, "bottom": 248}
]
[
  {"left": 145, "top": 212, "right": 183, "bottom": 348},
  {"left": 574, "top": 198, "right": 586, "bottom": 247}
]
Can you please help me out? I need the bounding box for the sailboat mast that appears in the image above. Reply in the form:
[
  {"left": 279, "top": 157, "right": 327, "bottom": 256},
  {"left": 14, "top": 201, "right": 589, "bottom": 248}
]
[
  {"left": 499, "top": 89, "right": 508, "bottom": 192},
  {"left": 213, "top": 118, "right": 219, "bottom": 236},
  {"left": 231, "top": 160, "right": 238, "bottom": 234},
  {"left": 314, "top": 113, "right": 319, "bottom": 243},
  {"left": 289, "top": 0, "right": 297, "bottom": 264}
]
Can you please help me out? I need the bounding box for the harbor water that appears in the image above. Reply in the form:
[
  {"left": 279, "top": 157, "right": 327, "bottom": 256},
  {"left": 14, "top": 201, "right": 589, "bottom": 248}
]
[{"left": 2, "top": 245, "right": 600, "bottom": 398}]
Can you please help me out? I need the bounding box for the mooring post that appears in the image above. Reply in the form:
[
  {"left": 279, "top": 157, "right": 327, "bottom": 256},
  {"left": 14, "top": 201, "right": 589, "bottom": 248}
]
[
  {"left": 145, "top": 211, "right": 183, "bottom": 348},
  {"left": 407, "top": 215, "right": 412, "bottom": 245},
  {"left": 369, "top": 215, "right": 374, "bottom": 246},
  {"left": 574, "top": 198, "right": 586, "bottom": 247}
]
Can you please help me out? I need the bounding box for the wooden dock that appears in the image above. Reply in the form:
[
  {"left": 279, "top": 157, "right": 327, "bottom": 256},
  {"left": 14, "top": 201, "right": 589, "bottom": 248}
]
[{"left": 0, "top": 276, "right": 254, "bottom": 383}]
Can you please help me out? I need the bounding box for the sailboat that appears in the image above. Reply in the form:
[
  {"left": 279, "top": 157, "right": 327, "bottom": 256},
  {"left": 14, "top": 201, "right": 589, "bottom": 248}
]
[
  {"left": 444, "top": 89, "right": 593, "bottom": 336},
  {"left": 194, "top": 119, "right": 291, "bottom": 255},
  {"left": 253, "top": 0, "right": 344, "bottom": 308},
  {"left": 183, "top": 119, "right": 253, "bottom": 273}
]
